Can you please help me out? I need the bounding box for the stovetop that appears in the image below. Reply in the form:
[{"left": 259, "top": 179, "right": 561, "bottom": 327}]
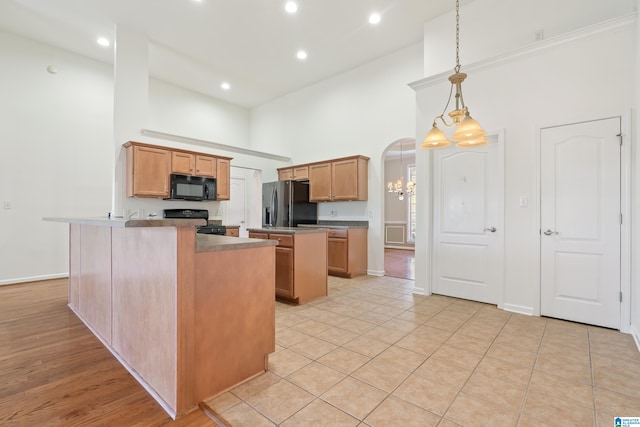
[
  {"left": 163, "top": 208, "right": 209, "bottom": 220},
  {"left": 163, "top": 209, "right": 226, "bottom": 235}
]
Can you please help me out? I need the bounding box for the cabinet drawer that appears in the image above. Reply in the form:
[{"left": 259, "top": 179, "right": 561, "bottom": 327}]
[
  {"left": 225, "top": 228, "right": 239, "bottom": 237},
  {"left": 270, "top": 234, "right": 293, "bottom": 248},
  {"left": 327, "top": 228, "right": 347, "bottom": 238}
]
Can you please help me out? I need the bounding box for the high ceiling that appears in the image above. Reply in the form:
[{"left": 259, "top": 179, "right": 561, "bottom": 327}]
[{"left": 0, "top": 0, "right": 468, "bottom": 108}]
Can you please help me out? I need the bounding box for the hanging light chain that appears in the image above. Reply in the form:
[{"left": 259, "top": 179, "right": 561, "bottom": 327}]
[{"left": 455, "top": 0, "right": 460, "bottom": 73}]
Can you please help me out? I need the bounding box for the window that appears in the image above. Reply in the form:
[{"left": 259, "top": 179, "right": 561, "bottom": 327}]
[{"left": 408, "top": 164, "right": 416, "bottom": 242}]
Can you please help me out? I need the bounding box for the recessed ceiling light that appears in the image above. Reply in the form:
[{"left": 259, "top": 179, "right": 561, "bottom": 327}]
[
  {"left": 97, "top": 37, "right": 110, "bottom": 47},
  {"left": 296, "top": 50, "right": 307, "bottom": 61},
  {"left": 369, "top": 13, "right": 381, "bottom": 25},
  {"left": 285, "top": 1, "right": 298, "bottom": 14},
  {"left": 221, "top": 82, "right": 230, "bottom": 90}
]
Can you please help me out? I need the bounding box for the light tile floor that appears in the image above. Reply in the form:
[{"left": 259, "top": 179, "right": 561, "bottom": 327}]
[{"left": 205, "top": 275, "right": 640, "bottom": 426}]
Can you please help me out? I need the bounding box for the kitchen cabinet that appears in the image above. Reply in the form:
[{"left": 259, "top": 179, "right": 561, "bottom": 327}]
[
  {"left": 225, "top": 226, "right": 239, "bottom": 237},
  {"left": 216, "top": 158, "right": 230, "bottom": 200},
  {"left": 59, "top": 219, "right": 276, "bottom": 418},
  {"left": 273, "top": 235, "right": 294, "bottom": 299},
  {"left": 278, "top": 166, "right": 309, "bottom": 181},
  {"left": 125, "top": 143, "right": 171, "bottom": 198},
  {"left": 248, "top": 230, "right": 327, "bottom": 303},
  {"left": 123, "top": 141, "right": 231, "bottom": 200},
  {"left": 327, "top": 228, "right": 368, "bottom": 278},
  {"left": 309, "top": 156, "right": 369, "bottom": 202},
  {"left": 171, "top": 152, "right": 217, "bottom": 177}
]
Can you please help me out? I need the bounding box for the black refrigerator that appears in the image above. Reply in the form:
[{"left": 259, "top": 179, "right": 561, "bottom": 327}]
[{"left": 262, "top": 180, "right": 317, "bottom": 227}]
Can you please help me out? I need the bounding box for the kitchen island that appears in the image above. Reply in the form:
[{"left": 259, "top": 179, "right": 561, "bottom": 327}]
[
  {"left": 247, "top": 227, "right": 328, "bottom": 304},
  {"left": 43, "top": 217, "right": 277, "bottom": 419}
]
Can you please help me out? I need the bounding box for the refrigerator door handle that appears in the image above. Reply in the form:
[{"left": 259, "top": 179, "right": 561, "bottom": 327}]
[{"left": 272, "top": 187, "right": 278, "bottom": 226}]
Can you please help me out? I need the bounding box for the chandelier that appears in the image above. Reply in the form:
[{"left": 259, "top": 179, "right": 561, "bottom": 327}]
[
  {"left": 420, "top": 0, "right": 488, "bottom": 149},
  {"left": 387, "top": 142, "right": 415, "bottom": 201}
]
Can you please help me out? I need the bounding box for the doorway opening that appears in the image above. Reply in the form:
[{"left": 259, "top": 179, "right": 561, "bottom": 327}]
[{"left": 383, "top": 138, "right": 415, "bottom": 280}]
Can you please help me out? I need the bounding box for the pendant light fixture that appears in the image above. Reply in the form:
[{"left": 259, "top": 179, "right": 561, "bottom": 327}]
[
  {"left": 421, "top": 0, "right": 487, "bottom": 149},
  {"left": 387, "top": 142, "right": 415, "bottom": 201}
]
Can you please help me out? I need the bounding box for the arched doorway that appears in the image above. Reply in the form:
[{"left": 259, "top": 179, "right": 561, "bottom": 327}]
[{"left": 383, "top": 138, "right": 416, "bottom": 280}]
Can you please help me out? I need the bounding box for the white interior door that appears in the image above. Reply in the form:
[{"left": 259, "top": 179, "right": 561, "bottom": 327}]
[
  {"left": 227, "top": 177, "right": 247, "bottom": 237},
  {"left": 540, "top": 118, "right": 621, "bottom": 329},
  {"left": 432, "top": 137, "right": 502, "bottom": 304}
]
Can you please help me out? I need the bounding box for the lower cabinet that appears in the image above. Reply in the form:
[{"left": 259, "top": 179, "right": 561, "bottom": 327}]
[
  {"left": 275, "top": 245, "right": 294, "bottom": 298},
  {"left": 225, "top": 227, "right": 239, "bottom": 237},
  {"left": 249, "top": 230, "right": 327, "bottom": 304},
  {"left": 327, "top": 228, "right": 368, "bottom": 278}
]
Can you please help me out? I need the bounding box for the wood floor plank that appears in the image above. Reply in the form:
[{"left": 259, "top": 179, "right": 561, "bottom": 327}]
[{"left": 0, "top": 279, "right": 215, "bottom": 426}]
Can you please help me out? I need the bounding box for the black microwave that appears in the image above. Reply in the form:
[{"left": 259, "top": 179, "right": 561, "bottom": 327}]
[{"left": 167, "top": 174, "right": 217, "bottom": 201}]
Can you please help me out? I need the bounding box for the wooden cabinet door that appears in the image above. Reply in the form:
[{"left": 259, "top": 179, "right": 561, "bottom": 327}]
[
  {"left": 293, "top": 166, "right": 309, "bottom": 180},
  {"left": 327, "top": 236, "right": 349, "bottom": 274},
  {"left": 171, "top": 152, "right": 194, "bottom": 175},
  {"left": 129, "top": 145, "right": 171, "bottom": 198},
  {"left": 275, "top": 246, "right": 294, "bottom": 298},
  {"left": 332, "top": 159, "right": 360, "bottom": 200},
  {"left": 216, "top": 158, "right": 231, "bottom": 200},
  {"left": 195, "top": 155, "right": 217, "bottom": 177},
  {"left": 278, "top": 168, "right": 292, "bottom": 181},
  {"left": 309, "top": 163, "right": 332, "bottom": 201}
]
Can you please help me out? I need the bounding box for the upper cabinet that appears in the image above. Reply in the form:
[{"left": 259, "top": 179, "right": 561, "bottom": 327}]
[
  {"left": 125, "top": 143, "right": 171, "bottom": 198},
  {"left": 171, "top": 152, "right": 217, "bottom": 178},
  {"left": 215, "top": 158, "right": 230, "bottom": 200},
  {"left": 278, "top": 166, "right": 309, "bottom": 181},
  {"left": 309, "top": 156, "right": 369, "bottom": 202},
  {"left": 124, "top": 141, "right": 232, "bottom": 199}
]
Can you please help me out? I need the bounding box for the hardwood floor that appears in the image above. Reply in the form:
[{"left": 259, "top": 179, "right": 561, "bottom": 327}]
[
  {"left": 384, "top": 248, "right": 415, "bottom": 280},
  {"left": 0, "top": 279, "right": 215, "bottom": 426}
]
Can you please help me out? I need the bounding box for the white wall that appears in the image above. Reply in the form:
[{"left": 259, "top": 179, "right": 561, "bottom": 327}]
[
  {"left": 251, "top": 43, "right": 424, "bottom": 275},
  {"left": 148, "top": 79, "right": 250, "bottom": 149},
  {"left": 424, "top": 0, "right": 636, "bottom": 77},
  {"left": 0, "top": 31, "right": 113, "bottom": 284},
  {"left": 414, "top": 1, "right": 637, "bottom": 330}
]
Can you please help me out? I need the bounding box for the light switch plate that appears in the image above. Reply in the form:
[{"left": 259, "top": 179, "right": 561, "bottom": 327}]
[
  {"left": 3, "top": 201, "right": 11, "bottom": 210},
  {"left": 519, "top": 196, "right": 528, "bottom": 207}
]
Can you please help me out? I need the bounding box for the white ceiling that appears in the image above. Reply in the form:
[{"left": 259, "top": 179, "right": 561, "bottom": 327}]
[{"left": 0, "top": 0, "right": 468, "bottom": 108}]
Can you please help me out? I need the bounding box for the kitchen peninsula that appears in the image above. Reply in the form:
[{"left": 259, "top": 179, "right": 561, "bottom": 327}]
[
  {"left": 43, "top": 217, "right": 277, "bottom": 419},
  {"left": 247, "top": 227, "right": 328, "bottom": 304}
]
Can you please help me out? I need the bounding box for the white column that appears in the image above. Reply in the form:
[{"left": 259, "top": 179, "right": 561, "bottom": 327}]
[{"left": 112, "top": 25, "right": 149, "bottom": 214}]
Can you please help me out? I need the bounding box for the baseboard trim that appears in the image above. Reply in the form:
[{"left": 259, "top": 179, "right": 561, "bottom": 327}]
[
  {"left": 0, "top": 273, "right": 68, "bottom": 286},
  {"left": 384, "top": 245, "right": 415, "bottom": 250},
  {"left": 367, "top": 270, "right": 385, "bottom": 277},
  {"left": 412, "top": 284, "right": 428, "bottom": 296},
  {"left": 502, "top": 303, "right": 535, "bottom": 316},
  {"left": 630, "top": 324, "right": 640, "bottom": 353}
]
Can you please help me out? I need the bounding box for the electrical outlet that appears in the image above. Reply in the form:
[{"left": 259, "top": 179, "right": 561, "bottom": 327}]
[
  {"left": 535, "top": 29, "right": 544, "bottom": 41},
  {"left": 3, "top": 201, "right": 11, "bottom": 210}
]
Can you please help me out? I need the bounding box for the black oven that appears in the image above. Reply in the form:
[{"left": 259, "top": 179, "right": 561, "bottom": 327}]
[{"left": 167, "top": 174, "right": 217, "bottom": 201}]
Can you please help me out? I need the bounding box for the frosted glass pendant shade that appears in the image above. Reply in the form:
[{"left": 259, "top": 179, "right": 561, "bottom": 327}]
[
  {"left": 451, "top": 115, "right": 487, "bottom": 143},
  {"left": 420, "top": 125, "right": 451, "bottom": 149}
]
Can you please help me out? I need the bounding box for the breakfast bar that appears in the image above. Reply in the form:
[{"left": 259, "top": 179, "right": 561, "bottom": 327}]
[{"left": 44, "top": 217, "right": 277, "bottom": 419}]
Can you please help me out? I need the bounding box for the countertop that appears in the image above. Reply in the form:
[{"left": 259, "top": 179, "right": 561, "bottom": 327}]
[
  {"left": 297, "top": 222, "right": 369, "bottom": 229},
  {"left": 247, "top": 227, "right": 328, "bottom": 235},
  {"left": 43, "top": 216, "right": 206, "bottom": 228}
]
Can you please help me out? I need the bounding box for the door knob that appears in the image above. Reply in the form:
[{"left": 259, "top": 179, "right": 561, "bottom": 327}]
[
  {"left": 543, "top": 229, "right": 559, "bottom": 236},
  {"left": 483, "top": 227, "right": 496, "bottom": 233}
]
